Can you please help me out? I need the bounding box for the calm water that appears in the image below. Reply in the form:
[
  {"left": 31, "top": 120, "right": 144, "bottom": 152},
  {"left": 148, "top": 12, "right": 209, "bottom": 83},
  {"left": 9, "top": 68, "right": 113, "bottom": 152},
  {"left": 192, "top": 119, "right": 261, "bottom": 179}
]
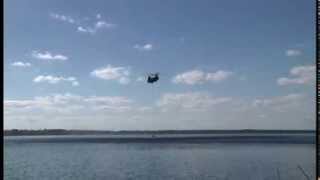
[{"left": 4, "top": 136, "right": 315, "bottom": 180}]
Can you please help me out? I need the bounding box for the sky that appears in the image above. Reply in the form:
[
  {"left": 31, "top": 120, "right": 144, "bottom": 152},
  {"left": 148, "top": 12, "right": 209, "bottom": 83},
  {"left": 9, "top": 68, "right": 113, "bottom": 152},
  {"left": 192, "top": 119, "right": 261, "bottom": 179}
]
[{"left": 4, "top": 0, "right": 316, "bottom": 130}]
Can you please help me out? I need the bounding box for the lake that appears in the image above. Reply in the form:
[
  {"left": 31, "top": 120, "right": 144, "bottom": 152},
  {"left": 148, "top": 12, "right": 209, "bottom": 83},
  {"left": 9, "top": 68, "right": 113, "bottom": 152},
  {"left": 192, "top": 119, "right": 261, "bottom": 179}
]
[{"left": 4, "top": 135, "right": 315, "bottom": 180}]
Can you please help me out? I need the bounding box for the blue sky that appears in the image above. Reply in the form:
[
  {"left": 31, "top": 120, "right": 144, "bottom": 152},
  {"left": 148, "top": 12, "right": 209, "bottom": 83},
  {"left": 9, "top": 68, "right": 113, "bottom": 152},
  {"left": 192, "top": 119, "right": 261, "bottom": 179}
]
[{"left": 4, "top": 0, "right": 316, "bottom": 130}]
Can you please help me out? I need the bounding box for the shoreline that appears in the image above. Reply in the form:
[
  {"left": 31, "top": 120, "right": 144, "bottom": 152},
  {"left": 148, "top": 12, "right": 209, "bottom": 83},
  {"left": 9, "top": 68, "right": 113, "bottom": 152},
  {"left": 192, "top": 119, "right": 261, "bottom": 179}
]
[
  {"left": 4, "top": 129, "right": 315, "bottom": 136},
  {"left": 4, "top": 134, "right": 315, "bottom": 144}
]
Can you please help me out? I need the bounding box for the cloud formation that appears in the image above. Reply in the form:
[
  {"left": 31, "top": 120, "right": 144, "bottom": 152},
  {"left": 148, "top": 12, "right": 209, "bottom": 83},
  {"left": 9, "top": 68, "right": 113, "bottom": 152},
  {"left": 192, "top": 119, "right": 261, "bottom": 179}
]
[
  {"left": 91, "top": 65, "right": 130, "bottom": 84},
  {"left": 251, "top": 93, "right": 309, "bottom": 114},
  {"left": 172, "top": 69, "right": 233, "bottom": 85},
  {"left": 50, "top": 13, "right": 75, "bottom": 24},
  {"left": 134, "top": 44, "right": 153, "bottom": 51},
  {"left": 253, "top": 93, "right": 304, "bottom": 107},
  {"left": 32, "top": 51, "right": 68, "bottom": 61},
  {"left": 11, "top": 61, "right": 31, "bottom": 67},
  {"left": 77, "top": 20, "right": 116, "bottom": 34},
  {"left": 49, "top": 12, "right": 116, "bottom": 35},
  {"left": 77, "top": 26, "right": 95, "bottom": 34},
  {"left": 286, "top": 49, "right": 302, "bottom": 57},
  {"left": 4, "top": 94, "right": 134, "bottom": 114},
  {"left": 157, "top": 92, "right": 232, "bottom": 111},
  {"left": 206, "top": 70, "right": 233, "bottom": 82},
  {"left": 4, "top": 93, "right": 142, "bottom": 129},
  {"left": 33, "top": 75, "right": 79, "bottom": 86},
  {"left": 4, "top": 92, "right": 314, "bottom": 130},
  {"left": 277, "top": 65, "right": 315, "bottom": 85}
]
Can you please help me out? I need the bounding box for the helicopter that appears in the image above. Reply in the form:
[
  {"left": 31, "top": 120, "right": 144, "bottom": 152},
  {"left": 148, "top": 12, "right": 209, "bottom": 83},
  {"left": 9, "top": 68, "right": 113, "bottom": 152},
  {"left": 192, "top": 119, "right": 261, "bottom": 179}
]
[{"left": 147, "top": 73, "right": 159, "bottom": 84}]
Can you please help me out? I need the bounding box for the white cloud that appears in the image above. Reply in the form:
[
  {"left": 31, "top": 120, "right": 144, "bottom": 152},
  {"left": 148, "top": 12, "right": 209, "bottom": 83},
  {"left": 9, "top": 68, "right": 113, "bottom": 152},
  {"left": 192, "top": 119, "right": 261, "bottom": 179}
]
[
  {"left": 49, "top": 12, "right": 116, "bottom": 35},
  {"left": 206, "top": 70, "right": 233, "bottom": 82},
  {"left": 157, "top": 92, "right": 232, "bottom": 111},
  {"left": 33, "top": 75, "right": 79, "bottom": 86},
  {"left": 4, "top": 94, "right": 134, "bottom": 115},
  {"left": 34, "top": 93, "right": 83, "bottom": 105},
  {"left": 77, "top": 20, "right": 116, "bottom": 34},
  {"left": 134, "top": 44, "right": 153, "bottom": 51},
  {"left": 172, "top": 69, "right": 233, "bottom": 85},
  {"left": 4, "top": 92, "right": 314, "bottom": 130},
  {"left": 77, "top": 26, "right": 95, "bottom": 34},
  {"left": 84, "top": 96, "right": 133, "bottom": 104},
  {"left": 95, "top": 21, "right": 115, "bottom": 29},
  {"left": 4, "top": 94, "right": 150, "bottom": 130},
  {"left": 11, "top": 61, "right": 31, "bottom": 67},
  {"left": 84, "top": 96, "right": 133, "bottom": 112},
  {"left": 172, "top": 70, "right": 205, "bottom": 85},
  {"left": 4, "top": 100, "right": 41, "bottom": 109},
  {"left": 277, "top": 65, "right": 315, "bottom": 86},
  {"left": 32, "top": 51, "right": 68, "bottom": 61},
  {"left": 91, "top": 65, "right": 131, "bottom": 84},
  {"left": 251, "top": 93, "right": 308, "bottom": 113},
  {"left": 286, "top": 49, "right": 302, "bottom": 57},
  {"left": 252, "top": 93, "right": 305, "bottom": 107},
  {"left": 50, "top": 13, "right": 75, "bottom": 24},
  {"left": 3, "top": 93, "right": 141, "bottom": 126}
]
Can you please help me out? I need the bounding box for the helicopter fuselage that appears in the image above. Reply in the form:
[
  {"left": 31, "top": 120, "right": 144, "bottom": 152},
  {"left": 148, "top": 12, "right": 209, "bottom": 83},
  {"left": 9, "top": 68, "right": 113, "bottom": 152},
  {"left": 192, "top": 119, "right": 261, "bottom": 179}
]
[{"left": 147, "top": 75, "right": 159, "bottom": 83}]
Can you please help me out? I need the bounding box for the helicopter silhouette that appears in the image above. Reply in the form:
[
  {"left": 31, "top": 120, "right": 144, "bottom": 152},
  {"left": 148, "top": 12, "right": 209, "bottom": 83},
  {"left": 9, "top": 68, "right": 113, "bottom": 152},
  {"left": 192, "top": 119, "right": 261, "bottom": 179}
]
[{"left": 147, "top": 73, "right": 159, "bottom": 83}]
